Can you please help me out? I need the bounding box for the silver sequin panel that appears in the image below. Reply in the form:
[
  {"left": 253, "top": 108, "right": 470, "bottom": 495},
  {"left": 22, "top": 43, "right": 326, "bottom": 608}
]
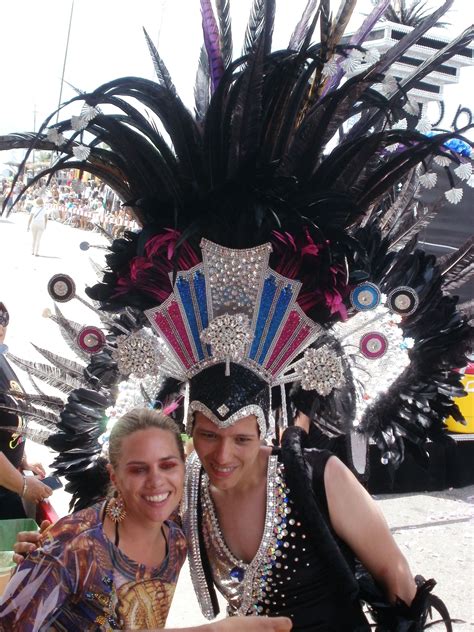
[{"left": 200, "top": 456, "right": 291, "bottom": 616}]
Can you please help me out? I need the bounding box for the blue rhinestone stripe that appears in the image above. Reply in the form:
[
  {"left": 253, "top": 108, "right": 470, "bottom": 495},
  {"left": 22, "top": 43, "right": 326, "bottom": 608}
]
[
  {"left": 194, "top": 270, "right": 211, "bottom": 355},
  {"left": 176, "top": 276, "right": 205, "bottom": 361},
  {"left": 257, "top": 285, "right": 294, "bottom": 365},
  {"left": 249, "top": 275, "right": 277, "bottom": 360}
]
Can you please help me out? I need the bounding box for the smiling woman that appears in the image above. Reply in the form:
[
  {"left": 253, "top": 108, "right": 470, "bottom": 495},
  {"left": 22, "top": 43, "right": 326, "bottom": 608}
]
[
  {"left": 0, "top": 408, "right": 292, "bottom": 631},
  {"left": 0, "top": 409, "right": 187, "bottom": 630}
]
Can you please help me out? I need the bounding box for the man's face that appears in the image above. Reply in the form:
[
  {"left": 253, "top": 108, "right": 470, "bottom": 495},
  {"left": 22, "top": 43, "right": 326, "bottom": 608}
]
[{"left": 192, "top": 413, "right": 261, "bottom": 491}]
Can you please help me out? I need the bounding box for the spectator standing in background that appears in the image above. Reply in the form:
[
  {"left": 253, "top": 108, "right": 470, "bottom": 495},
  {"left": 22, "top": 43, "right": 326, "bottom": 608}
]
[
  {"left": 0, "top": 302, "right": 52, "bottom": 518},
  {"left": 27, "top": 197, "right": 48, "bottom": 256}
]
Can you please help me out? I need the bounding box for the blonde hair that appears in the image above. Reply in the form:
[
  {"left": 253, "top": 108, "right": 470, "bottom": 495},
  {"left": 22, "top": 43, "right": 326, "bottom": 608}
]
[{"left": 108, "top": 408, "right": 185, "bottom": 468}]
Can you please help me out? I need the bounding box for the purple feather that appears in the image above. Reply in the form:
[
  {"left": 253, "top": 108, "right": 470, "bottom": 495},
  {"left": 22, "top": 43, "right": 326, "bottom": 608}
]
[
  {"left": 319, "top": 0, "right": 390, "bottom": 98},
  {"left": 288, "top": 0, "right": 319, "bottom": 50},
  {"left": 200, "top": 0, "right": 225, "bottom": 93}
]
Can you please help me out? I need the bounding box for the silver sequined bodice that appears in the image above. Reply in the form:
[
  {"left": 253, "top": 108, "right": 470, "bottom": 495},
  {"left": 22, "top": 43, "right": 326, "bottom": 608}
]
[{"left": 200, "top": 455, "right": 292, "bottom": 616}]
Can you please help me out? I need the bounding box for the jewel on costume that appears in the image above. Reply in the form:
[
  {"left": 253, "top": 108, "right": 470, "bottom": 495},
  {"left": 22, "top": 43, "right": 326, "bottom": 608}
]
[
  {"left": 71, "top": 115, "right": 89, "bottom": 132},
  {"left": 298, "top": 347, "right": 344, "bottom": 396},
  {"left": 112, "top": 330, "right": 163, "bottom": 378},
  {"left": 200, "top": 313, "right": 252, "bottom": 376},
  {"left": 387, "top": 287, "right": 419, "bottom": 316},
  {"left": 230, "top": 566, "right": 245, "bottom": 582},
  {"left": 217, "top": 404, "right": 229, "bottom": 417},
  {"left": 360, "top": 332, "right": 388, "bottom": 360},
  {"left": 46, "top": 127, "right": 65, "bottom": 146},
  {"left": 72, "top": 144, "right": 91, "bottom": 160},
  {"left": 48, "top": 274, "right": 76, "bottom": 302},
  {"left": 350, "top": 283, "right": 381, "bottom": 311},
  {"left": 77, "top": 326, "right": 106, "bottom": 354}
]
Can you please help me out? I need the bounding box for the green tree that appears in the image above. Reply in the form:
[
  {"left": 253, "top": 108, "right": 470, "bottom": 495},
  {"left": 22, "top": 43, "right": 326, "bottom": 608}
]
[{"left": 372, "top": 0, "right": 449, "bottom": 28}]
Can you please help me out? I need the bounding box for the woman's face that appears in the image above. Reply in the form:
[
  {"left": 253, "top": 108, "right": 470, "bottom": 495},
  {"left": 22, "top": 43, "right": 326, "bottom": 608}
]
[
  {"left": 192, "top": 413, "right": 261, "bottom": 491},
  {"left": 109, "top": 427, "right": 185, "bottom": 526}
]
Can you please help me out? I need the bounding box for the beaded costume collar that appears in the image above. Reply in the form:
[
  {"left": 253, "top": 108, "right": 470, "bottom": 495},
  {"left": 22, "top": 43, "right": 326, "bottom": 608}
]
[{"left": 183, "top": 452, "right": 292, "bottom": 618}]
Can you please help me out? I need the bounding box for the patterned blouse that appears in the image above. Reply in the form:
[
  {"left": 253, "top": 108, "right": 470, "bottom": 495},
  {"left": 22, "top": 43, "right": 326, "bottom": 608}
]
[{"left": 0, "top": 503, "right": 187, "bottom": 631}]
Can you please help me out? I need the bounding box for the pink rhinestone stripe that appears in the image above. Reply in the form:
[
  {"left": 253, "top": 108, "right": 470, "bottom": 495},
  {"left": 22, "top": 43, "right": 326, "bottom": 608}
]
[
  {"left": 271, "top": 325, "right": 311, "bottom": 374},
  {"left": 264, "top": 310, "right": 301, "bottom": 373},
  {"left": 154, "top": 310, "right": 192, "bottom": 369},
  {"left": 168, "top": 300, "right": 196, "bottom": 364}
]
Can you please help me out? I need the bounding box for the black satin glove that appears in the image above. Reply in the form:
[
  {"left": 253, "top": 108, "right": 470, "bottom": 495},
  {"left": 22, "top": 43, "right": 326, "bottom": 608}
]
[{"left": 358, "top": 572, "right": 453, "bottom": 631}]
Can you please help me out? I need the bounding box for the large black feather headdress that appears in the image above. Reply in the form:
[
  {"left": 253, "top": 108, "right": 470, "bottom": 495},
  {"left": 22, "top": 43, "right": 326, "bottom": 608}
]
[{"left": 1, "top": 0, "right": 473, "bottom": 507}]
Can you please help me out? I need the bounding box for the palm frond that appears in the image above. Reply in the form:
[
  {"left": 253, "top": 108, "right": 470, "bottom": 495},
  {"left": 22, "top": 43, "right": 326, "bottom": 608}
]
[{"left": 368, "top": 0, "right": 454, "bottom": 78}]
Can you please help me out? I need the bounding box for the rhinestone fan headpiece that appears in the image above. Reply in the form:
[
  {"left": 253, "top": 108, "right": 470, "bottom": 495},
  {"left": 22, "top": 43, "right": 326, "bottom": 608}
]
[
  {"left": 145, "top": 239, "right": 323, "bottom": 434},
  {"left": 145, "top": 239, "right": 414, "bottom": 438}
]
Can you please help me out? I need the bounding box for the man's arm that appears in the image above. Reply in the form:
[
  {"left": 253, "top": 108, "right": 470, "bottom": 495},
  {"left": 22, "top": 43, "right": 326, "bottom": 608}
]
[{"left": 324, "top": 455, "right": 416, "bottom": 605}]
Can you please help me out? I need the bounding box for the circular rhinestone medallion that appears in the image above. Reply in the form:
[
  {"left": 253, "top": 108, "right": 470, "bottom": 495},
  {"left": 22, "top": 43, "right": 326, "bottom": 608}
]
[
  {"left": 350, "top": 282, "right": 381, "bottom": 311},
  {"left": 47, "top": 274, "right": 76, "bottom": 302},
  {"left": 387, "top": 286, "right": 419, "bottom": 316},
  {"left": 360, "top": 332, "right": 388, "bottom": 359},
  {"left": 77, "top": 326, "right": 106, "bottom": 354}
]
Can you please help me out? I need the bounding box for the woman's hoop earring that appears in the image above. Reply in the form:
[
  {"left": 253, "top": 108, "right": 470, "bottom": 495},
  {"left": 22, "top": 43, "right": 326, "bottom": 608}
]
[{"left": 105, "top": 489, "right": 127, "bottom": 523}]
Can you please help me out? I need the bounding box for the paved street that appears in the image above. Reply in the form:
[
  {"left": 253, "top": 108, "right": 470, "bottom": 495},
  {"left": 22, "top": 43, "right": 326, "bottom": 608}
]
[{"left": 0, "top": 211, "right": 473, "bottom": 628}]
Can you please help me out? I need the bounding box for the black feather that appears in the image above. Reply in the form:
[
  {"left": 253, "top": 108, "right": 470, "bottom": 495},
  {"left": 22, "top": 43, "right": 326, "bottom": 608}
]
[{"left": 440, "top": 237, "right": 474, "bottom": 292}]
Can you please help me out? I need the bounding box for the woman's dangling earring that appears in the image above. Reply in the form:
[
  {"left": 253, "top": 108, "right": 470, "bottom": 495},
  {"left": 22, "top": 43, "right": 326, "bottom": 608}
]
[{"left": 106, "top": 489, "right": 127, "bottom": 523}]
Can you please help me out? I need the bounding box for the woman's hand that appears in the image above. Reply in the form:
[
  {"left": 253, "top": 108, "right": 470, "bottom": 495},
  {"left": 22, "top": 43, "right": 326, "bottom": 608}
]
[
  {"left": 22, "top": 477, "right": 52, "bottom": 505},
  {"left": 162, "top": 617, "right": 293, "bottom": 632},
  {"left": 13, "top": 520, "right": 51, "bottom": 564},
  {"left": 22, "top": 460, "right": 46, "bottom": 478}
]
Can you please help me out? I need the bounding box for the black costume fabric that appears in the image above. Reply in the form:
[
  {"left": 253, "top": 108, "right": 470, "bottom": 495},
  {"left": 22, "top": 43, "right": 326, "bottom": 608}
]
[
  {"left": 0, "top": 353, "right": 26, "bottom": 519},
  {"left": 204, "top": 449, "right": 368, "bottom": 630},
  {"left": 188, "top": 362, "right": 270, "bottom": 431}
]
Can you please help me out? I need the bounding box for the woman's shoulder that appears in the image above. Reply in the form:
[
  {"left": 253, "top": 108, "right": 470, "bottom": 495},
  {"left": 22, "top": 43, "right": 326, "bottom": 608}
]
[{"left": 41, "top": 503, "right": 103, "bottom": 548}]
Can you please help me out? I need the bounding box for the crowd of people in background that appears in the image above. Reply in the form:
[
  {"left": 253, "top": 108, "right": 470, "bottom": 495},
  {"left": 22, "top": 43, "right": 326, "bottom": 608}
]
[{"left": 1, "top": 176, "right": 140, "bottom": 238}]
